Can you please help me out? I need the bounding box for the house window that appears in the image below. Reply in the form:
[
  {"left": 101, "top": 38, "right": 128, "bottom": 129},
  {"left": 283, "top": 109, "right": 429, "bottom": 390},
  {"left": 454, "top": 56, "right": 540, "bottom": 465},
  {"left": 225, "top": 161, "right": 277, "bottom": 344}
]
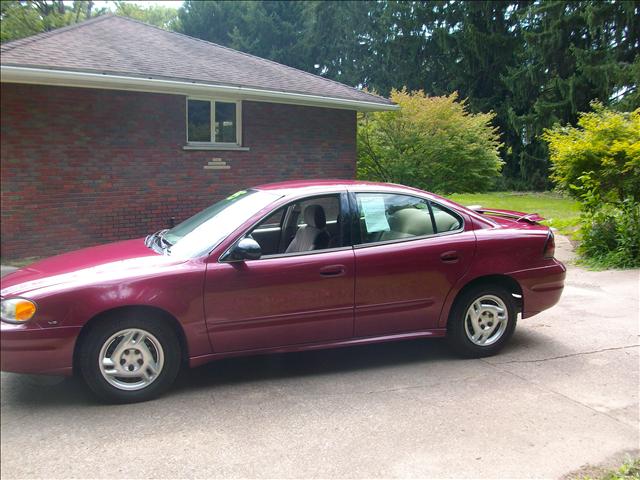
[{"left": 187, "top": 98, "right": 241, "bottom": 145}]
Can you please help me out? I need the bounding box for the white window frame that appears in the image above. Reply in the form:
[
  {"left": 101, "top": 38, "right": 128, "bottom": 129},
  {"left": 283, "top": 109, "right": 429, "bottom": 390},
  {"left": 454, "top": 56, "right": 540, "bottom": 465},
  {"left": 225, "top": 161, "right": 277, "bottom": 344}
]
[{"left": 186, "top": 97, "right": 242, "bottom": 147}]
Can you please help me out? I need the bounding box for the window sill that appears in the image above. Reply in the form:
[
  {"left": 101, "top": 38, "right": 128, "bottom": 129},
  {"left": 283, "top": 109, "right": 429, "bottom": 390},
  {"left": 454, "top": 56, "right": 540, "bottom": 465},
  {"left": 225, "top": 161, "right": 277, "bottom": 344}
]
[{"left": 183, "top": 144, "right": 250, "bottom": 151}]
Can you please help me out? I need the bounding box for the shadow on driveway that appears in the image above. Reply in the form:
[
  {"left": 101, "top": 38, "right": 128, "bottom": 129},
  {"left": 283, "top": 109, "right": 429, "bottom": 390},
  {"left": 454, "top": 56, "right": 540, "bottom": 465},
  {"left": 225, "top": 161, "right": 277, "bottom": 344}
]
[{"left": 2, "top": 330, "right": 548, "bottom": 408}]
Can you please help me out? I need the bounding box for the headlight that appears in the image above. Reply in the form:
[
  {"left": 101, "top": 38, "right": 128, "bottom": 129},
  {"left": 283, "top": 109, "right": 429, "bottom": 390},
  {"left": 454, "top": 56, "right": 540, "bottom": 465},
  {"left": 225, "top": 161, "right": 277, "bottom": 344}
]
[{"left": 1, "top": 298, "right": 37, "bottom": 324}]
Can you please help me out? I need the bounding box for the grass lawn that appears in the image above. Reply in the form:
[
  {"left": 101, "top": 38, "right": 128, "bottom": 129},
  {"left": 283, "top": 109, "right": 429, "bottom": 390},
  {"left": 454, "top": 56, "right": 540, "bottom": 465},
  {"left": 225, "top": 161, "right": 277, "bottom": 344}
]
[{"left": 449, "top": 191, "right": 582, "bottom": 237}]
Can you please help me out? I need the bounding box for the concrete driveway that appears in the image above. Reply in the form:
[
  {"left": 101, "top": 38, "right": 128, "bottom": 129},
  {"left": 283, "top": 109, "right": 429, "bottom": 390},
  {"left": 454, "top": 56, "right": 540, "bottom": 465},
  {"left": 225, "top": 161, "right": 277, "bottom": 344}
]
[{"left": 1, "top": 238, "right": 638, "bottom": 479}]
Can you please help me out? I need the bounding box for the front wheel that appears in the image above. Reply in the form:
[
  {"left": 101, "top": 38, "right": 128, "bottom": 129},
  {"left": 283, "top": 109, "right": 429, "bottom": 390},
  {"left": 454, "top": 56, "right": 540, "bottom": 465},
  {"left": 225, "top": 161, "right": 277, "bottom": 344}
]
[
  {"left": 447, "top": 284, "right": 517, "bottom": 357},
  {"left": 78, "top": 314, "right": 181, "bottom": 403}
]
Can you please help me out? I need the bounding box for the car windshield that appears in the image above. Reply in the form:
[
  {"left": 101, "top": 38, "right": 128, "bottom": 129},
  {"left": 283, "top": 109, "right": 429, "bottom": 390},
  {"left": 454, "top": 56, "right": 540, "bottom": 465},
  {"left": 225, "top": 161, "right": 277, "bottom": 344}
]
[{"left": 160, "top": 189, "right": 281, "bottom": 258}]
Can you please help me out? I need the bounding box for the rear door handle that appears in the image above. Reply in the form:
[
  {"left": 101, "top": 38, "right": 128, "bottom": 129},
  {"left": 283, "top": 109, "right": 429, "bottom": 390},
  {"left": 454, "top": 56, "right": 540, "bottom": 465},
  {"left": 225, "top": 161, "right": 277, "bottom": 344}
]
[
  {"left": 320, "top": 265, "right": 346, "bottom": 277},
  {"left": 440, "top": 251, "right": 459, "bottom": 263}
]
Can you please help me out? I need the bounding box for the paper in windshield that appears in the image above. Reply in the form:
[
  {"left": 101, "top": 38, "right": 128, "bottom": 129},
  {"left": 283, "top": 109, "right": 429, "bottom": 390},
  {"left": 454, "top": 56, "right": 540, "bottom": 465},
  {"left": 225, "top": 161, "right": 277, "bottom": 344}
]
[{"left": 360, "top": 195, "right": 390, "bottom": 233}]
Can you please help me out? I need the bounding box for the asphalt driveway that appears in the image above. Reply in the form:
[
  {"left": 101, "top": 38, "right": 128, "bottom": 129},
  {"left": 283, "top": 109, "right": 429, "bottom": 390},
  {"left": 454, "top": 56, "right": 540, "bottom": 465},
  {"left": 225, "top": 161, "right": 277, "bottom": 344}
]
[{"left": 1, "top": 237, "right": 638, "bottom": 479}]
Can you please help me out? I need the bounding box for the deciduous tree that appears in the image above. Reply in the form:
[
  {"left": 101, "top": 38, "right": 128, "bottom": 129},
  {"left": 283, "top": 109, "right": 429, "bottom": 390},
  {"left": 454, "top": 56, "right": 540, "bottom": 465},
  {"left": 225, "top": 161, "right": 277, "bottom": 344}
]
[{"left": 358, "top": 90, "right": 504, "bottom": 193}]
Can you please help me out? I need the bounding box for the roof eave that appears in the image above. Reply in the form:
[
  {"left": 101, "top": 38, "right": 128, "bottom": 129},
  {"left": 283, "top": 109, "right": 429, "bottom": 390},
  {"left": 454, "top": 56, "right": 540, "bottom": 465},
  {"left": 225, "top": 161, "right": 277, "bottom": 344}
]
[{"left": 0, "top": 65, "right": 399, "bottom": 112}]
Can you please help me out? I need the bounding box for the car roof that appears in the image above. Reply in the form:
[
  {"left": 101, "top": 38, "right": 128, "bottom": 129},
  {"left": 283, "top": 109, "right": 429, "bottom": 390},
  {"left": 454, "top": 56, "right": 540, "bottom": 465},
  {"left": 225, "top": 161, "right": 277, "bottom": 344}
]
[
  {"left": 253, "top": 179, "right": 424, "bottom": 195},
  {"left": 252, "top": 179, "right": 492, "bottom": 225}
]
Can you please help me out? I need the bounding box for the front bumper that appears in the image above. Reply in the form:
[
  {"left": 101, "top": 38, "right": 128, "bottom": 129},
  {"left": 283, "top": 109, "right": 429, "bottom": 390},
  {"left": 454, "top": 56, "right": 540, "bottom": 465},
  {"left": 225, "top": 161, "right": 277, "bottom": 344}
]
[
  {"left": 510, "top": 259, "right": 567, "bottom": 318},
  {"left": 0, "top": 322, "right": 80, "bottom": 376}
]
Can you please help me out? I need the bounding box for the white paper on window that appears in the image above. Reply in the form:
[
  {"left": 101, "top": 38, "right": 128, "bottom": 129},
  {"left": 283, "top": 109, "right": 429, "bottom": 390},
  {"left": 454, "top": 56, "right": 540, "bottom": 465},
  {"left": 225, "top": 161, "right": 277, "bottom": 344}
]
[{"left": 360, "top": 195, "right": 390, "bottom": 233}]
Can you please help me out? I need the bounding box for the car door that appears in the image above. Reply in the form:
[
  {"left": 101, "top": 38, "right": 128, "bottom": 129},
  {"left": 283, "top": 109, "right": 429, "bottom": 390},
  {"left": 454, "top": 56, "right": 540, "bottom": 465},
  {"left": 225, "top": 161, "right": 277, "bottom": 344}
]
[
  {"left": 351, "top": 191, "right": 475, "bottom": 337},
  {"left": 203, "top": 192, "right": 355, "bottom": 353}
]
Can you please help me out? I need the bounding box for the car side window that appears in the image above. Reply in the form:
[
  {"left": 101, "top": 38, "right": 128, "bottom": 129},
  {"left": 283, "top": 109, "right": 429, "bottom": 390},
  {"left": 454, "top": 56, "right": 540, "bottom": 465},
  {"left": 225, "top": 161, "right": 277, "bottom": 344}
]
[
  {"left": 430, "top": 202, "right": 462, "bottom": 232},
  {"left": 250, "top": 206, "right": 287, "bottom": 256},
  {"left": 295, "top": 196, "right": 341, "bottom": 227},
  {"left": 355, "top": 193, "right": 434, "bottom": 244},
  {"left": 248, "top": 194, "right": 344, "bottom": 256},
  {"left": 259, "top": 209, "right": 285, "bottom": 229}
]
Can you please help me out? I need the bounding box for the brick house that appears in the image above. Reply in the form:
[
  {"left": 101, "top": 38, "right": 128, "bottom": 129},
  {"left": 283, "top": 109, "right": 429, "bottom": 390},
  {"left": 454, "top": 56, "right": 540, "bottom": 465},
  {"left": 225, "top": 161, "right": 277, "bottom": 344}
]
[{"left": 0, "top": 14, "right": 395, "bottom": 260}]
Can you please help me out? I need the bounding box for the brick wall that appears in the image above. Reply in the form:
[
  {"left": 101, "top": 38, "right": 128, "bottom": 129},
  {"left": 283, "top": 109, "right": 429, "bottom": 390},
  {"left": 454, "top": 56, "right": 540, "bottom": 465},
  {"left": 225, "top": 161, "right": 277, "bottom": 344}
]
[{"left": 0, "top": 84, "right": 357, "bottom": 260}]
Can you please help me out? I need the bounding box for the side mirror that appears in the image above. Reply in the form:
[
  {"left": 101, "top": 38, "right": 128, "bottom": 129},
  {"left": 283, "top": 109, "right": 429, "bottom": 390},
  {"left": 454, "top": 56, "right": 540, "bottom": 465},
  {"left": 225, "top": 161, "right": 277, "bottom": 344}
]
[{"left": 226, "top": 237, "right": 262, "bottom": 262}]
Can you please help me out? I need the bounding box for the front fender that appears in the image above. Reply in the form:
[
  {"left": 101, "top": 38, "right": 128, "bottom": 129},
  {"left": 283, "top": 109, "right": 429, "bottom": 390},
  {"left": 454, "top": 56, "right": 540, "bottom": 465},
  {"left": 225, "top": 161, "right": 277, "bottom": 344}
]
[{"left": 11, "top": 260, "right": 212, "bottom": 362}]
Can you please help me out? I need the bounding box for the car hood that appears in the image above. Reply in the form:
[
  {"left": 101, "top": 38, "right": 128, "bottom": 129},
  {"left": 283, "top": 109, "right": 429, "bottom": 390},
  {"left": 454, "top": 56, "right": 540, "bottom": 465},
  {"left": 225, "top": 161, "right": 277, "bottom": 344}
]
[{"left": 0, "top": 238, "right": 186, "bottom": 297}]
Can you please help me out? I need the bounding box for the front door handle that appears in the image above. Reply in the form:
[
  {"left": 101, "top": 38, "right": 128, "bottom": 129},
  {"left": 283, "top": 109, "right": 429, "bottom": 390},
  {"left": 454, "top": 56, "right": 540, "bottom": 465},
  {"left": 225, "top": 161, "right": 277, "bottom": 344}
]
[
  {"left": 440, "top": 251, "right": 459, "bottom": 263},
  {"left": 320, "top": 265, "right": 346, "bottom": 277}
]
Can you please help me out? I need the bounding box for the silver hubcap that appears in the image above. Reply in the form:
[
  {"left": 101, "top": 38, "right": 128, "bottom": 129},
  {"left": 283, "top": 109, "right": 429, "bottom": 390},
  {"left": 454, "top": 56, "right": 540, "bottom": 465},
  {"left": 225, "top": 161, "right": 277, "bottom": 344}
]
[
  {"left": 464, "top": 295, "right": 508, "bottom": 346},
  {"left": 99, "top": 328, "right": 164, "bottom": 391}
]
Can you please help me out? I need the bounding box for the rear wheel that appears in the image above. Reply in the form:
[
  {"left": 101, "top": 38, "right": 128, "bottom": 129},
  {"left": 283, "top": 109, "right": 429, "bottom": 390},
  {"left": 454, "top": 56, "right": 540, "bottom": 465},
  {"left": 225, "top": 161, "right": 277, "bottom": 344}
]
[
  {"left": 447, "top": 284, "right": 517, "bottom": 357},
  {"left": 78, "top": 313, "right": 181, "bottom": 403}
]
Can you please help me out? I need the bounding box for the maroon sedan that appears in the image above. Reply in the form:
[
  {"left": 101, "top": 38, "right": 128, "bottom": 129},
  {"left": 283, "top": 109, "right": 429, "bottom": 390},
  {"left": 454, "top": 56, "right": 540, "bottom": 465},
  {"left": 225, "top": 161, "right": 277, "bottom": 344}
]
[{"left": 1, "top": 180, "right": 565, "bottom": 402}]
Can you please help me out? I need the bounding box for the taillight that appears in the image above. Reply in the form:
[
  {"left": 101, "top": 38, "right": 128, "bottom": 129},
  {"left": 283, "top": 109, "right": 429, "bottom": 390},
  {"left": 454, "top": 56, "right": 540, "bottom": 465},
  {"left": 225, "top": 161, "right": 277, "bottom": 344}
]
[{"left": 543, "top": 231, "right": 555, "bottom": 259}]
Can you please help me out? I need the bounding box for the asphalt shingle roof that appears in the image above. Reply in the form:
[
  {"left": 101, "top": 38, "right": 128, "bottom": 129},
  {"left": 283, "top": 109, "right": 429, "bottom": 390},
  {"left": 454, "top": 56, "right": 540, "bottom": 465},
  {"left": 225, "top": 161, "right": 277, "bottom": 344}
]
[{"left": 1, "top": 14, "right": 393, "bottom": 107}]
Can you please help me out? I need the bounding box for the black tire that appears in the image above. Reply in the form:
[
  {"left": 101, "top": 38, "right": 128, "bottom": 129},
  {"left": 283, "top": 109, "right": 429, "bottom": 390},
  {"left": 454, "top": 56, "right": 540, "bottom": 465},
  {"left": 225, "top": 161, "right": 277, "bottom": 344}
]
[
  {"left": 446, "top": 284, "right": 517, "bottom": 358},
  {"left": 78, "top": 312, "right": 181, "bottom": 403}
]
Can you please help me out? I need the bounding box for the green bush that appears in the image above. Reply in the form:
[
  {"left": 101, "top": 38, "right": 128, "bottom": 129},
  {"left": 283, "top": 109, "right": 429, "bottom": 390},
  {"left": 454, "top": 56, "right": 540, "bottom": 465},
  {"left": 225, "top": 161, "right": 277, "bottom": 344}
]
[
  {"left": 544, "top": 104, "right": 640, "bottom": 269},
  {"left": 357, "top": 89, "right": 504, "bottom": 193},
  {"left": 579, "top": 199, "right": 640, "bottom": 269},
  {"left": 543, "top": 104, "right": 640, "bottom": 204}
]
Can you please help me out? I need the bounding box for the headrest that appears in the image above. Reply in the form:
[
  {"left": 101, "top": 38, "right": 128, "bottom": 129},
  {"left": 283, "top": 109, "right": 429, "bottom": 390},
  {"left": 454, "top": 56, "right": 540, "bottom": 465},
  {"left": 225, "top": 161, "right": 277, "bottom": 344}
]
[
  {"left": 388, "top": 208, "right": 434, "bottom": 236},
  {"left": 303, "top": 204, "right": 326, "bottom": 229}
]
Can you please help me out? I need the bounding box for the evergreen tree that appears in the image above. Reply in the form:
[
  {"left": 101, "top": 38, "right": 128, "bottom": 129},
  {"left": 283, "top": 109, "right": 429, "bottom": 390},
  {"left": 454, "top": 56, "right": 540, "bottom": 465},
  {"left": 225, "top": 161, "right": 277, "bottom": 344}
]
[
  {"left": 304, "top": 1, "right": 373, "bottom": 87},
  {"left": 229, "top": 1, "right": 313, "bottom": 71},
  {"left": 422, "top": 1, "right": 529, "bottom": 186},
  {"left": 503, "top": 0, "right": 640, "bottom": 189},
  {"left": 178, "top": 0, "right": 248, "bottom": 48},
  {"left": 179, "top": 1, "right": 313, "bottom": 71}
]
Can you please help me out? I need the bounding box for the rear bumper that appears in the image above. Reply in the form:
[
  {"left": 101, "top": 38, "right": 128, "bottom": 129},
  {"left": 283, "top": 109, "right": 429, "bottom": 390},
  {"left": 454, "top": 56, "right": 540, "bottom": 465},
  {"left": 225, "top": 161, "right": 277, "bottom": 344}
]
[
  {"left": 509, "top": 260, "right": 566, "bottom": 318},
  {"left": 0, "top": 323, "right": 80, "bottom": 376}
]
